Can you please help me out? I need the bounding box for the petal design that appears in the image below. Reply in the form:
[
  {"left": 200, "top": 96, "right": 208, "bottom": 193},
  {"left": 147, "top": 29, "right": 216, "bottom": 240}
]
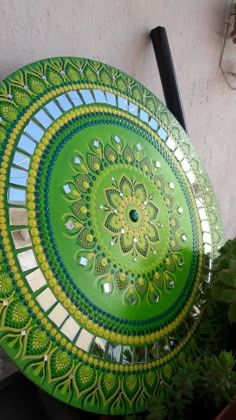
[
  {"left": 146, "top": 223, "right": 159, "bottom": 242},
  {"left": 72, "top": 199, "right": 88, "bottom": 221},
  {"left": 120, "top": 232, "right": 133, "bottom": 253},
  {"left": 136, "top": 236, "right": 149, "bottom": 257},
  {"left": 133, "top": 183, "right": 147, "bottom": 202},
  {"left": 105, "top": 188, "right": 122, "bottom": 209},
  {"left": 140, "top": 158, "right": 152, "bottom": 174},
  {"left": 78, "top": 228, "right": 95, "bottom": 249},
  {"left": 146, "top": 202, "right": 159, "bottom": 220},
  {"left": 95, "top": 254, "right": 110, "bottom": 274},
  {"left": 104, "top": 144, "right": 118, "bottom": 163},
  {"left": 87, "top": 153, "right": 101, "bottom": 172},
  {"left": 119, "top": 175, "right": 133, "bottom": 197},
  {"left": 123, "top": 145, "right": 135, "bottom": 163},
  {"left": 105, "top": 213, "right": 122, "bottom": 233},
  {"left": 75, "top": 174, "right": 90, "bottom": 193}
]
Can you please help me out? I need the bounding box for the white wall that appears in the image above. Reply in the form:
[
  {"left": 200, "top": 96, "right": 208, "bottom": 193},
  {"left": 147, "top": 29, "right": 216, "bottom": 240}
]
[{"left": 0, "top": 0, "right": 235, "bottom": 239}]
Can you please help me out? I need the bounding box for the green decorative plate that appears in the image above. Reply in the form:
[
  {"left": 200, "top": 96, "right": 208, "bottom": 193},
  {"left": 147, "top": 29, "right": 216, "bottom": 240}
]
[{"left": 0, "top": 57, "right": 223, "bottom": 415}]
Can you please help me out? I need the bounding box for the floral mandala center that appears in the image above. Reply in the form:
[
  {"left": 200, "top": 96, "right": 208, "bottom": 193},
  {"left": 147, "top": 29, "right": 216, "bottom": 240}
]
[{"left": 104, "top": 175, "right": 160, "bottom": 259}]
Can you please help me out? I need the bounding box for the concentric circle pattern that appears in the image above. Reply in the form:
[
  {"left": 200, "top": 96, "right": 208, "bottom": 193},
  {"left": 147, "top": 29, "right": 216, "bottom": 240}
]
[{"left": 0, "top": 57, "right": 223, "bottom": 415}]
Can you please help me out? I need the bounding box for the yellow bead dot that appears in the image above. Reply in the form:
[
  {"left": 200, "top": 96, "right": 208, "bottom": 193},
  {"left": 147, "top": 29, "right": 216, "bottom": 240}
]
[
  {"left": 17, "top": 280, "right": 24, "bottom": 287},
  {"left": 56, "top": 333, "right": 61, "bottom": 341},
  {"left": 94, "top": 359, "right": 98, "bottom": 366},
  {"left": 81, "top": 315, "right": 87, "bottom": 324},
  {"left": 45, "top": 270, "right": 53, "bottom": 279},
  {"left": 49, "top": 278, "right": 56, "bottom": 287},
  {"left": 37, "top": 312, "right": 44, "bottom": 320},
  {"left": 41, "top": 262, "right": 49, "bottom": 270},
  {"left": 92, "top": 324, "right": 98, "bottom": 333},
  {"left": 86, "top": 320, "right": 93, "bottom": 329},
  {"left": 75, "top": 310, "right": 81, "bottom": 320},
  {"left": 54, "top": 285, "right": 61, "bottom": 294},
  {"left": 83, "top": 354, "right": 88, "bottom": 361},
  {"left": 140, "top": 336, "right": 145, "bottom": 345},
  {"left": 14, "top": 273, "right": 20, "bottom": 280},
  {"left": 64, "top": 298, "right": 71, "bottom": 308},
  {"left": 28, "top": 202, "right": 35, "bottom": 210},
  {"left": 29, "top": 219, "right": 36, "bottom": 227},
  {"left": 69, "top": 305, "right": 76, "bottom": 314},
  {"left": 117, "top": 334, "right": 122, "bottom": 343},
  {"left": 122, "top": 336, "right": 128, "bottom": 345},
  {"left": 32, "top": 162, "right": 38, "bottom": 170},
  {"left": 6, "top": 252, "right": 13, "bottom": 259},
  {"left": 8, "top": 258, "right": 15, "bottom": 266},
  {"left": 32, "top": 236, "right": 40, "bottom": 245},
  {"left": 33, "top": 306, "right": 39, "bottom": 314},
  {"left": 72, "top": 346, "right": 77, "bottom": 354},
  {"left": 134, "top": 336, "right": 140, "bottom": 345},
  {"left": 59, "top": 292, "right": 66, "bottom": 301},
  {"left": 104, "top": 330, "right": 110, "bottom": 339},
  {"left": 66, "top": 343, "right": 72, "bottom": 351},
  {"left": 61, "top": 338, "right": 66, "bottom": 346},
  {"left": 51, "top": 328, "right": 56, "bottom": 336},
  {"left": 41, "top": 318, "right": 47, "bottom": 326},
  {"left": 25, "top": 293, "right": 32, "bottom": 301},
  {"left": 128, "top": 336, "right": 134, "bottom": 345},
  {"left": 38, "top": 253, "right": 46, "bottom": 262},
  {"left": 98, "top": 326, "right": 104, "bottom": 336},
  {"left": 2, "top": 238, "right": 9, "bottom": 244},
  {"left": 46, "top": 323, "right": 51, "bottom": 331},
  {"left": 78, "top": 350, "right": 83, "bottom": 358},
  {"left": 99, "top": 361, "right": 104, "bottom": 368},
  {"left": 110, "top": 332, "right": 116, "bottom": 341}
]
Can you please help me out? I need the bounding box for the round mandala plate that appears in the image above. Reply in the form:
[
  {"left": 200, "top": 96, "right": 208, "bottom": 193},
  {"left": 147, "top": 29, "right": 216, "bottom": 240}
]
[{"left": 0, "top": 57, "right": 223, "bottom": 415}]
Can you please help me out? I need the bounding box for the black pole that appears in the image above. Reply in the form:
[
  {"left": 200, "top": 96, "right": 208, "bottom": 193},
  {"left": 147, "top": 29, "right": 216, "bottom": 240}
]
[{"left": 150, "top": 26, "right": 187, "bottom": 132}]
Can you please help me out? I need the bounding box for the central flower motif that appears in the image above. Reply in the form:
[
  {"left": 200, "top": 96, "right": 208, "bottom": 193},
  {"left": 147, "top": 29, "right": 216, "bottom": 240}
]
[{"left": 103, "top": 175, "right": 160, "bottom": 260}]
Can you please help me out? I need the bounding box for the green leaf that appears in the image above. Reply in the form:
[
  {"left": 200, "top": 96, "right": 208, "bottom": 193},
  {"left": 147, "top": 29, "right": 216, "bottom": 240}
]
[
  {"left": 218, "top": 270, "right": 236, "bottom": 288},
  {"left": 229, "top": 259, "right": 236, "bottom": 276},
  {"left": 228, "top": 302, "right": 236, "bottom": 323},
  {"left": 221, "top": 288, "right": 236, "bottom": 303}
]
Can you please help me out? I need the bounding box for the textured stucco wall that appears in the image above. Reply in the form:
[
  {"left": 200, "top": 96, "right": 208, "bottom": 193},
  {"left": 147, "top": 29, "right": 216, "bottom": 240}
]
[{"left": 0, "top": 0, "right": 235, "bottom": 239}]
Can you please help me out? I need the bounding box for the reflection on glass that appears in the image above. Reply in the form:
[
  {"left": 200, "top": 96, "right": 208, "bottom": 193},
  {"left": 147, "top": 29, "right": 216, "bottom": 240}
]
[
  {"left": 76, "top": 329, "right": 93, "bottom": 351},
  {"left": 174, "top": 148, "right": 184, "bottom": 162},
  {"left": 129, "top": 102, "right": 138, "bottom": 116},
  {"left": 34, "top": 109, "right": 53, "bottom": 129},
  {"left": 13, "top": 151, "right": 30, "bottom": 170},
  {"left": 45, "top": 101, "right": 62, "bottom": 119},
  {"left": 18, "top": 134, "right": 36, "bottom": 155},
  {"left": 25, "top": 268, "right": 47, "bottom": 292},
  {"left": 134, "top": 346, "right": 147, "bottom": 363},
  {"left": 60, "top": 317, "right": 80, "bottom": 341},
  {"left": 105, "top": 92, "right": 116, "bottom": 106},
  {"left": 107, "top": 343, "right": 121, "bottom": 362},
  {"left": 201, "top": 220, "right": 210, "bottom": 233},
  {"left": 9, "top": 167, "right": 28, "bottom": 187},
  {"left": 17, "top": 249, "right": 38, "bottom": 272},
  {"left": 147, "top": 342, "right": 159, "bottom": 360},
  {"left": 9, "top": 207, "right": 28, "bottom": 226},
  {"left": 80, "top": 89, "right": 94, "bottom": 104},
  {"left": 122, "top": 346, "right": 134, "bottom": 364},
  {"left": 203, "top": 232, "right": 212, "bottom": 245},
  {"left": 118, "top": 96, "right": 128, "bottom": 111},
  {"left": 11, "top": 229, "right": 32, "bottom": 249},
  {"left": 166, "top": 137, "right": 176, "bottom": 151},
  {"left": 36, "top": 287, "right": 57, "bottom": 311},
  {"left": 24, "top": 121, "right": 44, "bottom": 142},
  {"left": 67, "top": 91, "right": 83, "bottom": 107},
  {"left": 186, "top": 171, "right": 196, "bottom": 185},
  {"left": 56, "top": 94, "right": 73, "bottom": 112},
  {"left": 8, "top": 188, "right": 26, "bottom": 206},
  {"left": 48, "top": 302, "right": 69, "bottom": 327},
  {"left": 159, "top": 338, "right": 170, "bottom": 356},
  {"left": 199, "top": 208, "right": 207, "bottom": 221},
  {"left": 193, "top": 183, "right": 201, "bottom": 196},
  {"left": 93, "top": 89, "right": 106, "bottom": 104},
  {"left": 139, "top": 109, "right": 149, "bottom": 123},
  {"left": 90, "top": 337, "right": 107, "bottom": 358},
  {"left": 158, "top": 127, "right": 167, "bottom": 141},
  {"left": 181, "top": 159, "right": 190, "bottom": 172},
  {"left": 149, "top": 117, "right": 158, "bottom": 131}
]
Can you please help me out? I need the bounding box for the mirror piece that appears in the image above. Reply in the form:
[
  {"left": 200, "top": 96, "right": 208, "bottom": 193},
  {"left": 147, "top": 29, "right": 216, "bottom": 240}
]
[
  {"left": 13, "top": 151, "right": 30, "bottom": 170},
  {"left": 48, "top": 303, "right": 69, "bottom": 327},
  {"left": 65, "top": 220, "right": 75, "bottom": 231},
  {"left": 60, "top": 317, "right": 80, "bottom": 341},
  {"left": 193, "top": 183, "right": 201, "bottom": 195},
  {"left": 122, "top": 346, "right": 134, "bottom": 364},
  {"left": 149, "top": 117, "right": 158, "bottom": 131},
  {"left": 24, "top": 121, "right": 44, "bottom": 142},
  {"left": 134, "top": 346, "right": 147, "bottom": 363},
  {"left": 186, "top": 171, "right": 196, "bottom": 184},
  {"left": 56, "top": 94, "right": 73, "bottom": 112},
  {"left": 181, "top": 159, "right": 190, "bottom": 172},
  {"left": 93, "top": 89, "right": 106, "bottom": 103},
  {"left": 45, "top": 101, "right": 62, "bottom": 119},
  {"left": 79, "top": 256, "right": 88, "bottom": 266},
  {"left": 102, "top": 282, "right": 112, "bottom": 294},
  {"left": 107, "top": 343, "right": 122, "bottom": 362},
  {"left": 129, "top": 101, "right": 138, "bottom": 116},
  {"left": 36, "top": 287, "right": 57, "bottom": 311},
  {"left": 203, "top": 232, "right": 212, "bottom": 245},
  {"left": 159, "top": 338, "right": 170, "bottom": 356},
  {"left": 201, "top": 220, "right": 210, "bottom": 233},
  {"left": 174, "top": 148, "right": 184, "bottom": 161},
  {"left": 25, "top": 268, "right": 47, "bottom": 292},
  {"left": 91, "top": 337, "right": 107, "bottom": 358},
  {"left": 158, "top": 127, "right": 167, "bottom": 141},
  {"left": 11, "top": 229, "right": 32, "bottom": 249},
  {"left": 9, "top": 167, "right": 28, "bottom": 187},
  {"left": 166, "top": 137, "right": 176, "bottom": 151},
  {"left": 204, "top": 243, "right": 212, "bottom": 255},
  {"left": 17, "top": 249, "right": 38, "bottom": 272},
  {"left": 79, "top": 89, "right": 94, "bottom": 104},
  {"left": 118, "top": 96, "right": 128, "bottom": 111},
  {"left": 17, "top": 134, "right": 36, "bottom": 155},
  {"left": 75, "top": 329, "right": 93, "bottom": 351},
  {"left": 199, "top": 208, "right": 207, "bottom": 221},
  {"left": 8, "top": 188, "right": 26, "bottom": 206},
  {"left": 105, "top": 92, "right": 116, "bottom": 106},
  {"left": 147, "top": 342, "right": 159, "bottom": 360},
  {"left": 9, "top": 207, "right": 28, "bottom": 226},
  {"left": 63, "top": 184, "right": 71, "bottom": 194},
  {"left": 67, "top": 90, "right": 83, "bottom": 107},
  {"left": 34, "top": 109, "right": 53, "bottom": 129},
  {"left": 139, "top": 109, "right": 149, "bottom": 123}
]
